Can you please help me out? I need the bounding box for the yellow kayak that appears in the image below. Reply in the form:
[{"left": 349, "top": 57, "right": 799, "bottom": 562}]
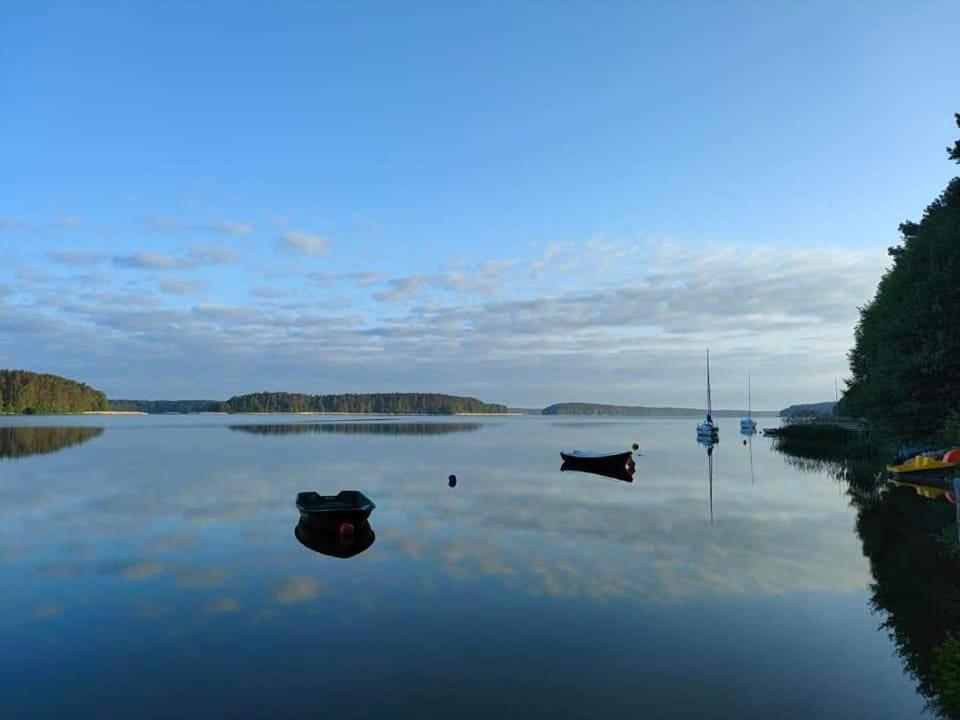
[{"left": 886, "top": 455, "right": 958, "bottom": 474}]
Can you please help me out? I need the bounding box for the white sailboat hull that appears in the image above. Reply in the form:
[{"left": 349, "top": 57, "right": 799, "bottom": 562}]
[{"left": 697, "top": 421, "right": 718, "bottom": 436}]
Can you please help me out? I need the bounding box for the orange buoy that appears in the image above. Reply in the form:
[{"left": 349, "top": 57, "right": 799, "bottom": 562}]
[{"left": 944, "top": 448, "right": 960, "bottom": 464}]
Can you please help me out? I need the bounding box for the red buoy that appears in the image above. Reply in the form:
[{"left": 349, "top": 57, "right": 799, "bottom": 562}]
[{"left": 339, "top": 522, "right": 355, "bottom": 537}]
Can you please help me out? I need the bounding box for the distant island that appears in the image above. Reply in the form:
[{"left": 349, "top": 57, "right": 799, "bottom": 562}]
[
  {"left": 541, "top": 402, "right": 778, "bottom": 417},
  {"left": 0, "top": 370, "right": 108, "bottom": 414},
  {"left": 110, "top": 392, "right": 509, "bottom": 415}
]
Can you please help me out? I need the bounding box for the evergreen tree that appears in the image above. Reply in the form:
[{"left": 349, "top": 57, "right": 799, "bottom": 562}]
[{"left": 844, "top": 114, "right": 960, "bottom": 438}]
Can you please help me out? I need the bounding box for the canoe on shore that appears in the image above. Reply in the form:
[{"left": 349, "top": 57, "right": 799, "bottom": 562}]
[{"left": 886, "top": 455, "right": 958, "bottom": 475}]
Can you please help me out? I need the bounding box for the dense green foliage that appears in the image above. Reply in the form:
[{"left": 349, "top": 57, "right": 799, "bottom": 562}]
[
  {"left": 229, "top": 422, "right": 482, "bottom": 436},
  {"left": 109, "top": 399, "right": 225, "bottom": 413},
  {"left": 222, "top": 392, "right": 508, "bottom": 414},
  {"left": 844, "top": 115, "right": 960, "bottom": 439},
  {"left": 0, "top": 370, "right": 108, "bottom": 414},
  {"left": 779, "top": 401, "right": 837, "bottom": 418},
  {"left": 108, "top": 394, "right": 507, "bottom": 414},
  {"left": 542, "top": 402, "right": 774, "bottom": 417},
  {"left": 0, "top": 426, "right": 104, "bottom": 459}
]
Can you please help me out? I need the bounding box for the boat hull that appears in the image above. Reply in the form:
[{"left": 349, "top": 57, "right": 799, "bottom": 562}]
[
  {"left": 886, "top": 456, "right": 958, "bottom": 475},
  {"left": 296, "top": 490, "right": 376, "bottom": 529}
]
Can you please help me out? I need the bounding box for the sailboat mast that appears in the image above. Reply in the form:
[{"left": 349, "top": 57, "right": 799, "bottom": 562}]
[
  {"left": 706, "top": 349, "right": 712, "bottom": 417},
  {"left": 748, "top": 372, "right": 752, "bottom": 419}
]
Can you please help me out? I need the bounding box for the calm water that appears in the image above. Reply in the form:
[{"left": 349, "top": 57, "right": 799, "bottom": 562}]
[{"left": 0, "top": 416, "right": 935, "bottom": 718}]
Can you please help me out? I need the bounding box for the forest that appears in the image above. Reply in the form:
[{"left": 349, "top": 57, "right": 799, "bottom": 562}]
[
  {"left": 842, "top": 114, "right": 960, "bottom": 440},
  {"left": 221, "top": 392, "right": 508, "bottom": 414},
  {"left": 109, "top": 399, "right": 224, "bottom": 413},
  {"left": 0, "top": 370, "right": 109, "bottom": 414}
]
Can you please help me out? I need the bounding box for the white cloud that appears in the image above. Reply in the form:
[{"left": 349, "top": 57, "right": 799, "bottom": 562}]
[
  {"left": 113, "top": 245, "right": 238, "bottom": 271},
  {"left": 147, "top": 218, "right": 253, "bottom": 236},
  {"left": 205, "top": 597, "right": 240, "bottom": 614},
  {"left": 251, "top": 285, "right": 290, "bottom": 299},
  {"left": 55, "top": 215, "right": 83, "bottom": 228},
  {"left": 277, "top": 231, "right": 329, "bottom": 256},
  {"left": 208, "top": 221, "right": 252, "bottom": 236},
  {"left": 49, "top": 251, "right": 107, "bottom": 266},
  {"left": 157, "top": 278, "right": 204, "bottom": 295},
  {"left": 113, "top": 251, "right": 179, "bottom": 270},
  {"left": 272, "top": 576, "right": 322, "bottom": 605},
  {"left": 2, "top": 235, "right": 887, "bottom": 406},
  {"left": 373, "top": 275, "right": 428, "bottom": 302}
]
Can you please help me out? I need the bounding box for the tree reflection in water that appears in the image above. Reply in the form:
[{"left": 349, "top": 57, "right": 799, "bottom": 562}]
[
  {"left": 0, "top": 426, "right": 105, "bottom": 460},
  {"left": 229, "top": 422, "right": 483, "bottom": 437},
  {"left": 773, "top": 435, "right": 960, "bottom": 719}
]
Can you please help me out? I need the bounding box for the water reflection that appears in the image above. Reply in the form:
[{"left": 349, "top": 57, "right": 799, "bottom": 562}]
[
  {"left": 559, "top": 460, "right": 635, "bottom": 483},
  {"left": 742, "top": 431, "right": 756, "bottom": 485},
  {"left": 0, "top": 417, "right": 928, "bottom": 718},
  {"left": 698, "top": 437, "right": 716, "bottom": 524},
  {"left": 0, "top": 426, "right": 104, "bottom": 460},
  {"left": 772, "top": 436, "right": 960, "bottom": 718},
  {"left": 228, "top": 422, "right": 483, "bottom": 436},
  {"left": 294, "top": 520, "right": 376, "bottom": 559}
]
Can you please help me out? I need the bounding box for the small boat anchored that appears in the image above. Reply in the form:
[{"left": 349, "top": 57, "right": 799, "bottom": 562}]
[
  {"left": 295, "top": 490, "right": 376, "bottom": 529},
  {"left": 697, "top": 349, "right": 719, "bottom": 441},
  {"left": 559, "top": 450, "right": 636, "bottom": 478}
]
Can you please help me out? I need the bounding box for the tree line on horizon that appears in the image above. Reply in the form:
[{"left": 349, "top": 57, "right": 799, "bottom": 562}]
[
  {"left": 0, "top": 370, "right": 108, "bottom": 414},
  {"left": 110, "top": 392, "right": 508, "bottom": 415},
  {"left": 841, "top": 114, "right": 960, "bottom": 440},
  {"left": 542, "top": 402, "right": 777, "bottom": 417}
]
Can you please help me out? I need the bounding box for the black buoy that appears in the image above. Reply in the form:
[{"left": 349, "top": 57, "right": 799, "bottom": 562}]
[
  {"left": 743, "top": 440, "right": 747, "bottom": 446},
  {"left": 448, "top": 474, "right": 457, "bottom": 488},
  {"left": 631, "top": 442, "right": 639, "bottom": 451}
]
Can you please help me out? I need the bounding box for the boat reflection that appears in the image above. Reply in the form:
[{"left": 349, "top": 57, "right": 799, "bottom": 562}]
[
  {"left": 0, "top": 426, "right": 105, "bottom": 460},
  {"left": 887, "top": 476, "right": 956, "bottom": 503},
  {"left": 294, "top": 520, "right": 376, "bottom": 559},
  {"left": 560, "top": 461, "right": 635, "bottom": 483},
  {"left": 741, "top": 429, "right": 757, "bottom": 485},
  {"left": 230, "top": 422, "right": 482, "bottom": 437},
  {"left": 698, "top": 435, "right": 716, "bottom": 524}
]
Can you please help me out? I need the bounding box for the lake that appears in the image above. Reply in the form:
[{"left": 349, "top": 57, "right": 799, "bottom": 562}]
[{"left": 0, "top": 415, "right": 937, "bottom": 718}]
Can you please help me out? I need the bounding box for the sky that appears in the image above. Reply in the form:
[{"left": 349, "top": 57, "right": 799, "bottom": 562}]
[{"left": 1, "top": 1, "right": 957, "bottom": 408}]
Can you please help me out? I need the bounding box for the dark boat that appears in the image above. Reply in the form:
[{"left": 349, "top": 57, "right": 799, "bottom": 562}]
[
  {"left": 560, "top": 461, "right": 634, "bottom": 483},
  {"left": 559, "top": 450, "right": 634, "bottom": 477},
  {"left": 762, "top": 427, "right": 785, "bottom": 437},
  {"left": 295, "top": 520, "right": 376, "bottom": 558},
  {"left": 295, "top": 490, "right": 376, "bottom": 529}
]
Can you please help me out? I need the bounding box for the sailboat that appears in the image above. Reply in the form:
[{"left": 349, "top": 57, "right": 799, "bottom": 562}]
[
  {"left": 740, "top": 373, "right": 757, "bottom": 433},
  {"left": 696, "top": 349, "right": 719, "bottom": 440}
]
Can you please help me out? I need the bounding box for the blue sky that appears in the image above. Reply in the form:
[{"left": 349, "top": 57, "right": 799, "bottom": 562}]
[{"left": 1, "top": 1, "right": 957, "bottom": 407}]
